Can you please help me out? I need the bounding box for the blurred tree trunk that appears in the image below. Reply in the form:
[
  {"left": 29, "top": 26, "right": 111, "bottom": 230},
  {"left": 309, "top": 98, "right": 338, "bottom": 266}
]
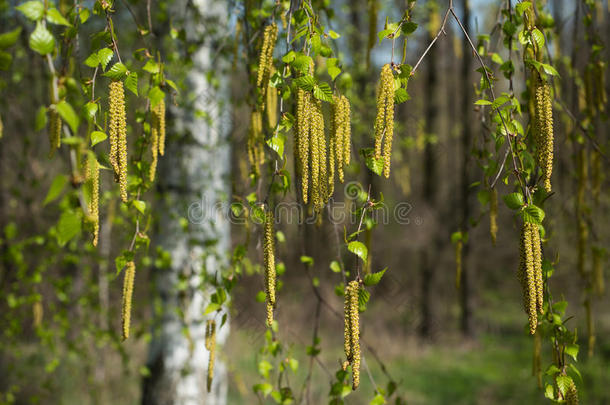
[
  {"left": 141, "top": 0, "right": 231, "bottom": 404},
  {"left": 458, "top": 0, "right": 475, "bottom": 338},
  {"left": 419, "top": 4, "right": 439, "bottom": 338}
]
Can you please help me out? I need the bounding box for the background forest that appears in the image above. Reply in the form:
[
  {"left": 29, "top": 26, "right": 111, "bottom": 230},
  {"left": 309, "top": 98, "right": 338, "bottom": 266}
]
[{"left": 0, "top": 0, "right": 608, "bottom": 404}]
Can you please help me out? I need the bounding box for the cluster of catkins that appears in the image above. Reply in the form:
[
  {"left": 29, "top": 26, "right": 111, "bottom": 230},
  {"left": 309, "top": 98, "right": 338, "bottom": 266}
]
[
  {"left": 295, "top": 88, "right": 352, "bottom": 211},
  {"left": 343, "top": 280, "right": 361, "bottom": 390},
  {"left": 532, "top": 76, "right": 554, "bottom": 193},
  {"left": 517, "top": 221, "right": 543, "bottom": 334},
  {"left": 205, "top": 320, "right": 217, "bottom": 393},
  {"left": 263, "top": 210, "right": 276, "bottom": 327},
  {"left": 374, "top": 64, "right": 395, "bottom": 178}
]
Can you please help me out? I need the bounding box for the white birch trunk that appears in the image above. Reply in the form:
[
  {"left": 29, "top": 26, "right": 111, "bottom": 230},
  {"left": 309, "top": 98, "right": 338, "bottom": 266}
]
[{"left": 142, "top": 0, "right": 231, "bottom": 403}]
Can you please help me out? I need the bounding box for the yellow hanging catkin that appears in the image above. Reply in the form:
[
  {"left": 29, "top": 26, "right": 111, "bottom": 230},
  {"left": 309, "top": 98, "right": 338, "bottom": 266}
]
[
  {"left": 518, "top": 221, "right": 538, "bottom": 334},
  {"left": 121, "top": 261, "right": 136, "bottom": 341},
  {"left": 331, "top": 95, "right": 351, "bottom": 185},
  {"left": 455, "top": 239, "right": 463, "bottom": 290},
  {"left": 595, "top": 61, "right": 607, "bottom": 112},
  {"left": 296, "top": 89, "right": 311, "bottom": 203},
  {"left": 309, "top": 98, "right": 322, "bottom": 210},
  {"left": 205, "top": 320, "right": 216, "bottom": 393},
  {"left": 534, "top": 80, "right": 554, "bottom": 192},
  {"left": 490, "top": 189, "right": 498, "bottom": 245},
  {"left": 32, "top": 300, "right": 43, "bottom": 328},
  {"left": 49, "top": 109, "right": 62, "bottom": 157},
  {"left": 154, "top": 99, "right": 166, "bottom": 156},
  {"left": 109, "top": 81, "right": 128, "bottom": 202},
  {"left": 348, "top": 280, "right": 360, "bottom": 390},
  {"left": 374, "top": 64, "right": 395, "bottom": 178},
  {"left": 263, "top": 210, "right": 276, "bottom": 327},
  {"left": 343, "top": 282, "right": 353, "bottom": 370},
  {"left": 530, "top": 223, "right": 543, "bottom": 313},
  {"left": 86, "top": 153, "right": 100, "bottom": 247},
  {"left": 247, "top": 110, "right": 264, "bottom": 177},
  {"left": 257, "top": 23, "right": 278, "bottom": 101},
  {"left": 266, "top": 67, "right": 278, "bottom": 128},
  {"left": 314, "top": 99, "right": 328, "bottom": 208},
  {"left": 149, "top": 125, "right": 159, "bottom": 182}
]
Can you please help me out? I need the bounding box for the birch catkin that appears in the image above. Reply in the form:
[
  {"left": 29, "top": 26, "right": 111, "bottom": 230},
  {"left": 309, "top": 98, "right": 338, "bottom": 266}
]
[
  {"left": 205, "top": 320, "right": 216, "bottom": 393},
  {"left": 154, "top": 99, "right": 166, "bottom": 156},
  {"left": 296, "top": 89, "right": 311, "bottom": 203},
  {"left": 86, "top": 153, "right": 100, "bottom": 246},
  {"left": 534, "top": 80, "right": 554, "bottom": 192},
  {"left": 518, "top": 221, "right": 543, "bottom": 334},
  {"left": 266, "top": 66, "right": 278, "bottom": 128},
  {"left": 109, "top": 81, "right": 128, "bottom": 202},
  {"left": 263, "top": 210, "right": 276, "bottom": 326},
  {"left": 348, "top": 280, "right": 360, "bottom": 390},
  {"left": 490, "top": 189, "right": 498, "bottom": 245},
  {"left": 374, "top": 64, "right": 395, "bottom": 178},
  {"left": 48, "top": 109, "right": 62, "bottom": 157},
  {"left": 121, "top": 261, "right": 136, "bottom": 341},
  {"left": 247, "top": 110, "right": 264, "bottom": 177},
  {"left": 566, "top": 379, "right": 579, "bottom": 405},
  {"left": 331, "top": 95, "right": 352, "bottom": 184},
  {"left": 257, "top": 23, "right": 278, "bottom": 102}
]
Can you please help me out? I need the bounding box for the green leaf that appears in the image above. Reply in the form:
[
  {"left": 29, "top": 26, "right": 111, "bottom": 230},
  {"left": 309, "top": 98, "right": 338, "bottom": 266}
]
[
  {"left": 401, "top": 22, "right": 418, "bottom": 35},
  {"left": 474, "top": 99, "right": 492, "bottom": 106},
  {"left": 313, "top": 82, "right": 333, "bottom": 102},
  {"left": 565, "top": 343, "right": 579, "bottom": 361},
  {"left": 90, "top": 131, "right": 107, "bottom": 146},
  {"left": 348, "top": 241, "right": 368, "bottom": 262},
  {"left": 365, "top": 154, "right": 384, "bottom": 176},
  {"left": 56, "top": 210, "right": 82, "bottom": 246},
  {"left": 253, "top": 383, "right": 273, "bottom": 397},
  {"left": 132, "top": 200, "right": 146, "bottom": 214},
  {"left": 79, "top": 8, "right": 90, "bottom": 23},
  {"left": 258, "top": 360, "right": 273, "bottom": 379},
  {"left": 125, "top": 72, "right": 138, "bottom": 96},
  {"left": 377, "top": 29, "right": 393, "bottom": 43},
  {"left": 394, "top": 87, "right": 410, "bottom": 104},
  {"left": 515, "top": 2, "right": 531, "bottom": 16},
  {"left": 43, "top": 174, "right": 68, "bottom": 205},
  {"left": 541, "top": 63, "right": 559, "bottom": 77},
  {"left": 502, "top": 192, "right": 524, "bottom": 210},
  {"left": 97, "top": 48, "right": 114, "bottom": 70},
  {"left": 35, "top": 106, "right": 47, "bottom": 130},
  {"left": 148, "top": 86, "right": 165, "bottom": 108},
  {"left": 84, "top": 101, "right": 98, "bottom": 119},
  {"left": 266, "top": 130, "right": 285, "bottom": 158},
  {"left": 532, "top": 28, "right": 545, "bottom": 48},
  {"left": 55, "top": 100, "right": 79, "bottom": 134},
  {"left": 294, "top": 75, "right": 315, "bottom": 91},
  {"left": 330, "top": 261, "right": 341, "bottom": 273},
  {"left": 364, "top": 268, "right": 386, "bottom": 286},
  {"left": 555, "top": 375, "right": 572, "bottom": 397},
  {"left": 522, "top": 205, "right": 545, "bottom": 224},
  {"left": 16, "top": 1, "right": 44, "bottom": 20},
  {"left": 84, "top": 52, "right": 99, "bottom": 68},
  {"left": 328, "top": 30, "right": 340, "bottom": 39},
  {"left": 328, "top": 66, "right": 341, "bottom": 81},
  {"left": 358, "top": 287, "right": 370, "bottom": 312},
  {"left": 0, "top": 27, "right": 22, "bottom": 49},
  {"left": 0, "top": 51, "right": 12, "bottom": 70},
  {"left": 300, "top": 256, "right": 313, "bottom": 266},
  {"left": 142, "top": 59, "right": 160, "bottom": 73},
  {"left": 46, "top": 8, "right": 71, "bottom": 26},
  {"left": 29, "top": 23, "right": 55, "bottom": 55},
  {"left": 291, "top": 54, "right": 312, "bottom": 75},
  {"left": 544, "top": 384, "right": 554, "bottom": 400},
  {"left": 103, "top": 62, "right": 128, "bottom": 80},
  {"left": 370, "top": 394, "right": 386, "bottom": 405}
]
